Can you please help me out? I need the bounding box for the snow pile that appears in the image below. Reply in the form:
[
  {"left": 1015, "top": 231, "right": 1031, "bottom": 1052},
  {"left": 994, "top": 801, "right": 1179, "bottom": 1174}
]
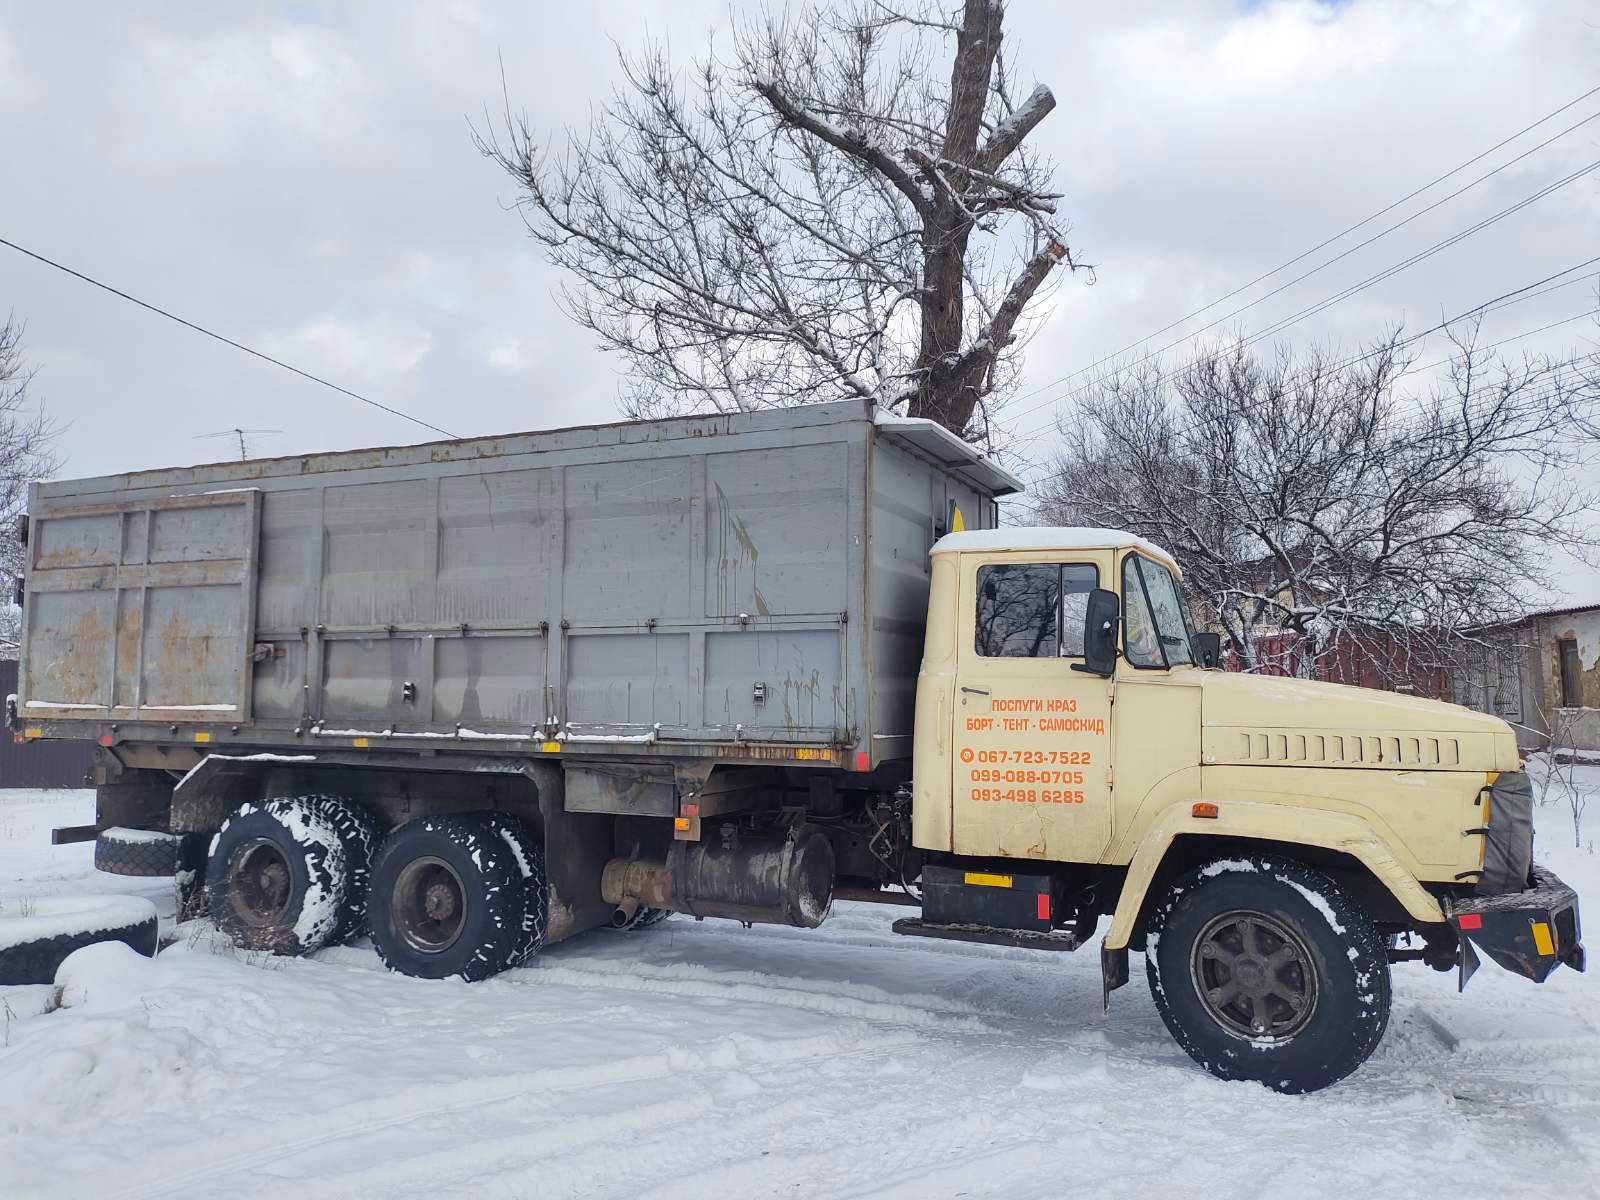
[{"left": 55, "top": 940, "right": 158, "bottom": 1009}]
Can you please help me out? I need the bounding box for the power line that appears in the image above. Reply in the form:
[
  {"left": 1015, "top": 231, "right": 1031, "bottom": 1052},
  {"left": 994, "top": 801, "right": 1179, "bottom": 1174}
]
[
  {"left": 1002, "top": 84, "right": 1600, "bottom": 419},
  {"left": 1233, "top": 156, "right": 1600, "bottom": 353},
  {"left": 1003, "top": 156, "right": 1600, "bottom": 448},
  {"left": 1010, "top": 258, "right": 1600, "bottom": 491},
  {"left": 1016, "top": 267, "right": 1599, "bottom": 445},
  {"left": 0, "top": 235, "right": 458, "bottom": 441}
]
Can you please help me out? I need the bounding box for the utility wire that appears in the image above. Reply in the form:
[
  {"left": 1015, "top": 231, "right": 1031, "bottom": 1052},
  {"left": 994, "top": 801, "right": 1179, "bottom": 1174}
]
[
  {"left": 1010, "top": 257, "right": 1600, "bottom": 489},
  {"left": 1003, "top": 158, "right": 1600, "bottom": 449},
  {"left": 1002, "top": 84, "right": 1600, "bottom": 417},
  {"left": 0, "top": 235, "right": 458, "bottom": 440}
]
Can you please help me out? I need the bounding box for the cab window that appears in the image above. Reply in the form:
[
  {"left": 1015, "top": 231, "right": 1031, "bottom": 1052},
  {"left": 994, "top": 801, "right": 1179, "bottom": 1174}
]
[
  {"left": 1122, "top": 554, "right": 1194, "bottom": 668},
  {"left": 976, "top": 563, "right": 1099, "bottom": 658}
]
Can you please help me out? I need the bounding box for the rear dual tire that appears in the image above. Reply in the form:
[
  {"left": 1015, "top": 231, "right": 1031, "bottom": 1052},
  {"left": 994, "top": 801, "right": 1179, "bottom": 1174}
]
[
  {"left": 206, "top": 802, "right": 547, "bottom": 982},
  {"left": 367, "top": 813, "right": 539, "bottom": 981}
]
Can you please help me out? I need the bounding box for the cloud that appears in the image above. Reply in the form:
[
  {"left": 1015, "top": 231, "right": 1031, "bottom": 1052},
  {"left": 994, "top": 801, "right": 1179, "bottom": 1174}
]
[
  {"left": 265, "top": 318, "right": 433, "bottom": 378},
  {"left": 485, "top": 338, "right": 527, "bottom": 371}
]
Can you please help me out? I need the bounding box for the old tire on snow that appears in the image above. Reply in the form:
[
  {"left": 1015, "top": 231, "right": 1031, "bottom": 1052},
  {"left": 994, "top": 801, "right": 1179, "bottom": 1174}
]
[
  {"left": 0, "top": 895, "right": 159, "bottom": 985},
  {"left": 367, "top": 813, "right": 525, "bottom": 981},
  {"left": 205, "top": 798, "right": 348, "bottom": 956},
  {"left": 479, "top": 811, "right": 548, "bottom": 966},
  {"left": 95, "top": 827, "right": 180, "bottom": 877},
  {"left": 1145, "top": 855, "right": 1391, "bottom": 1094},
  {"left": 303, "top": 799, "right": 384, "bottom": 945}
]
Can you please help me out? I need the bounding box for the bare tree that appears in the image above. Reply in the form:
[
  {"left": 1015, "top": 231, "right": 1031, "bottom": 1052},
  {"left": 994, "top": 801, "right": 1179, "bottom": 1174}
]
[
  {"left": 1035, "top": 325, "right": 1600, "bottom": 686},
  {"left": 1539, "top": 706, "right": 1591, "bottom": 850},
  {"left": 0, "top": 316, "right": 61, "bottom": 652},
  {"left": 477, "top": 0, "right": 1085, "bottom": 442}
]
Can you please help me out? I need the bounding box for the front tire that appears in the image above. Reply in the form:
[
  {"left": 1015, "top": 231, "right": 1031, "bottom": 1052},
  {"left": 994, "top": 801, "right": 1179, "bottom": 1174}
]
[
  {"left": 368, "top": 814, "right": 525, "bottom": 981},
  {"left": 1145, "top": 855, "right": 1391, "bottom": 1093}
]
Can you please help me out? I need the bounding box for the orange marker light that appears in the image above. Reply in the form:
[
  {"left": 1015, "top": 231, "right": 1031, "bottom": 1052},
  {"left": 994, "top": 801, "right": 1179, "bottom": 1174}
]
[{"left": 1192, "top": 802, "right": 1220, "bottom": 819}]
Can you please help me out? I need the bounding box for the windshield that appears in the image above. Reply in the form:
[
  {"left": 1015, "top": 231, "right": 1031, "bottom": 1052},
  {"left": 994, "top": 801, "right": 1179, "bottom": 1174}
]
[{"left": 1122, "top": 554, "right": 1194, "bottom": 668}]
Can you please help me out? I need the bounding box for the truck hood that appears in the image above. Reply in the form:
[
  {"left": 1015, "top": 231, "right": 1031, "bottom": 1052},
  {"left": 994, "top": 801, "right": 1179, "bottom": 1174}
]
[{"left": 1197, "top": 669, "right": 1519, "bottom": 771}]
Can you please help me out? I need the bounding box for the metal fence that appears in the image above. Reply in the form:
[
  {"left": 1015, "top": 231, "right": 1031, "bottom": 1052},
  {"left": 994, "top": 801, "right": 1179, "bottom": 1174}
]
[{"left": 0, "top": 659, "right": 96, "bottom": 789}]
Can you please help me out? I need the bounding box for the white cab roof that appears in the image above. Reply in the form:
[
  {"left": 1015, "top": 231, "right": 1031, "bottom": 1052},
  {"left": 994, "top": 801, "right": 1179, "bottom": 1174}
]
[{"left": 931, "top": 526, "right": 1178, "bottom": 569}]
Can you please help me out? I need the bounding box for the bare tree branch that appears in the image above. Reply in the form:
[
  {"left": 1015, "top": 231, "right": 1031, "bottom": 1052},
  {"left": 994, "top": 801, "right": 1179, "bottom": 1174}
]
[
  {"left": 475, "top": 0, "right": 1084, "bottom": 442},
  {"left": 1035, "top": 326, "right": 1600, "bottom": 687},
  {"left": 0, "top": 315, "right": 62, "bottom": 650}
]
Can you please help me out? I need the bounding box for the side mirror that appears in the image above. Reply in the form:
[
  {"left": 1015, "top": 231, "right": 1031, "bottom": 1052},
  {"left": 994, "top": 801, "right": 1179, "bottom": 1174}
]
[
  {"left": 1193, "top": 631, "right": 1222, "bottom": 669},
  {"left": 1073, "top": 588, "right": 1119, "bottom": 677}
]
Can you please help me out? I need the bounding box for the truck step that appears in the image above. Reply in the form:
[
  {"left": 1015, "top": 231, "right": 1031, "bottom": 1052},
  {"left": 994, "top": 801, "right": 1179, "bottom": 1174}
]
[{"left": 891, "top": 917, "right": 1080, "bottom": 952}]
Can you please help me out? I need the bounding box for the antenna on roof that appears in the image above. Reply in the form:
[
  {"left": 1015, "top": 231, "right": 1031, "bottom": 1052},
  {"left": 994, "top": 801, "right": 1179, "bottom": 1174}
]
[{"left": 194, "top": 428, "right": 282, "bottom": 461}]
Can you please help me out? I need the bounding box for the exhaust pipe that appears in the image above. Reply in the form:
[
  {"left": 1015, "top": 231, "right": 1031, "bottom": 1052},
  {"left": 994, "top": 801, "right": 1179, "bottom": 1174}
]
[
  {"left": 610, "top": 896, "right": 641, "bottom": 928},
  {"left": 601, "top": 830, "right": 835, "bottom": 929}
]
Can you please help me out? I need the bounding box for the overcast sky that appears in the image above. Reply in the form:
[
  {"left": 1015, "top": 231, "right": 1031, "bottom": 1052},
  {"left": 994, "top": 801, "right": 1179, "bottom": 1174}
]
[{"left": 2, "top": 1, "right": 1598, "bottom": 594}]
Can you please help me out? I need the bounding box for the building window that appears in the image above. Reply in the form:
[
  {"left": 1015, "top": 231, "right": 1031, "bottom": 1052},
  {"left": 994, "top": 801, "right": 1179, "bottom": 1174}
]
[{"left": 1558, "top": 637, "right": 1582, "bottom": 708}]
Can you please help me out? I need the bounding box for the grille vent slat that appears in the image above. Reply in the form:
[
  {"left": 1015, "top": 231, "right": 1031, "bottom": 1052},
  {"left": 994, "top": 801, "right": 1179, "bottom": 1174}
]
[{"left": 1228, "top": 728, "right": 1461, "bottom": 767}]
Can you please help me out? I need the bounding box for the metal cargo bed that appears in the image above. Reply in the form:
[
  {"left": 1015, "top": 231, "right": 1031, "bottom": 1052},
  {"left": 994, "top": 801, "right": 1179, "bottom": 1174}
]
[{"left": 17, "top": 401, "right": 1018, "bottom": 770}]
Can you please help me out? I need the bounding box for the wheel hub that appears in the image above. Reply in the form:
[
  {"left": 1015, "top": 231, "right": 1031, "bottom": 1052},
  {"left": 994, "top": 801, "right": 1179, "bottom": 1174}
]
[
  {"left": 392, "top": 855, "right": 468, "bottom": 954},
  {"left": 229, "top": 839, "right": 295, "bottom": 928},
  {"left": 1191, "top": 909, "right": 1318, "bottom": 1040}
]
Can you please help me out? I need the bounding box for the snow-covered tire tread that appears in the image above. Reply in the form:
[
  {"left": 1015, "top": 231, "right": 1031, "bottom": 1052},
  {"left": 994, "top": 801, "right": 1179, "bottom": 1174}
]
[
  {"left": 205, "top": 798, "right": 348, "bottom": 957},
  {"left": 300, "top": 797, "right": 383, "bottom": 945},
  {"left": 479, "top": 811, "right": 547, "bottom": 966},
  {"left": 1144, "top": 853, "right": 1391, "bottom": 1094}
]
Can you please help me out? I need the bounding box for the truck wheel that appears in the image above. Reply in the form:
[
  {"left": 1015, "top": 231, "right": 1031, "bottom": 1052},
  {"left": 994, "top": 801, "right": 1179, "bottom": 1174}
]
[
  {"left": 479, "top": 810, "right": 548, "bottom": 966},
  {"left": 1145, "top": 855, "right": 1391, "bottom": 1094},
  {"left": 205, "top": 799, "right": 348, "bottom": 956},
  {"left": 304, "top": 798, "right": 383, "bottom": 945},
  {"left": 367, "top": 814, "right": 525, "bottom": 981}
]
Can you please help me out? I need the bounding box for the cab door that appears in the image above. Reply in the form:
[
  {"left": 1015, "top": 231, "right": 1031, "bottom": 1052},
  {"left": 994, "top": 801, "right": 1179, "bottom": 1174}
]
[{"left": 950, "top": 554, "right": 1114, "bottom": 864}]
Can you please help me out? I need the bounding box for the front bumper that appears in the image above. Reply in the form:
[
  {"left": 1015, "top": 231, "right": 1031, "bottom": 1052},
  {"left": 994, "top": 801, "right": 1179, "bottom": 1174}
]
[{"left": 1447, "top": 865, "right": 1585, "bottom": 989}]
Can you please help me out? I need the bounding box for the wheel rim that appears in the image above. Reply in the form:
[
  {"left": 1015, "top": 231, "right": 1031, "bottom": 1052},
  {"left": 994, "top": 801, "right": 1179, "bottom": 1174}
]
[
  {"left": 1189, "top": 909, "right": 1318, "bottom": 1040},
  {"left": 391, "top": 855, "right": 467, "bottom": 954},
  {"left": 229, "top": 839, "right": 294, "bottom": 928}
]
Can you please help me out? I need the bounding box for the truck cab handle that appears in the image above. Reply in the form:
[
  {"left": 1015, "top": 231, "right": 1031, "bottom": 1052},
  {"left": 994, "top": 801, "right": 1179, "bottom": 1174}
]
[{"left": 961, "top": 686, "right": 991, "bottom": 697}]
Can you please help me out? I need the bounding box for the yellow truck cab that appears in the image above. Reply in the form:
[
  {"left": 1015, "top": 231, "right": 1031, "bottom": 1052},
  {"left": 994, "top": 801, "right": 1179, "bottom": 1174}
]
[{"left": 907, "top": 527, "right": 1583, "bottom": 1091}]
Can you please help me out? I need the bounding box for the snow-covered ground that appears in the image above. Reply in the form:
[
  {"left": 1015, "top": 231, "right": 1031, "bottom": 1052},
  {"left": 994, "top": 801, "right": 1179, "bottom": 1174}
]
[{"left": 1, "top": 773, "right": 1596, "bottom": 1200}]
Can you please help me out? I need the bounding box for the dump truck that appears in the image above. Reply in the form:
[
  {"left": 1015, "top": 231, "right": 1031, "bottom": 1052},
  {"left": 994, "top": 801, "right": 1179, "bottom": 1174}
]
[{"left": 9, "top": 399, "right": 1583, "bottom": 1092}]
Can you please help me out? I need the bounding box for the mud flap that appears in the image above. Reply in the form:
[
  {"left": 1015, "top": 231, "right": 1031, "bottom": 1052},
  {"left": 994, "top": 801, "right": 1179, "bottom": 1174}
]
[
  {"left": 1101, "top": 943, "right": 1128, "bottom": 1013},
  {"left": 1457, "top": 934, "right": 1480, "bottom": 993}
]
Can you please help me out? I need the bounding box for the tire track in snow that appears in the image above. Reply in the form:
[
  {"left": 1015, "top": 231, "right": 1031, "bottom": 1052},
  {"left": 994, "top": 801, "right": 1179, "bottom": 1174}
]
[
  {"left": 88, "top": 1032, "right": 914, "bottom": 1200},
  {"left": 517, "top": 958, "right": 997, "bottom": 1034}
]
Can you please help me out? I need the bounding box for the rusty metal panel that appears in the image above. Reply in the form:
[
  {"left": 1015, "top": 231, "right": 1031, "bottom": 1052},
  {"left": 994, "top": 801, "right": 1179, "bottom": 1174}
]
[{"left": 20, "top": 490, "right": 260, "bottom": 723}]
